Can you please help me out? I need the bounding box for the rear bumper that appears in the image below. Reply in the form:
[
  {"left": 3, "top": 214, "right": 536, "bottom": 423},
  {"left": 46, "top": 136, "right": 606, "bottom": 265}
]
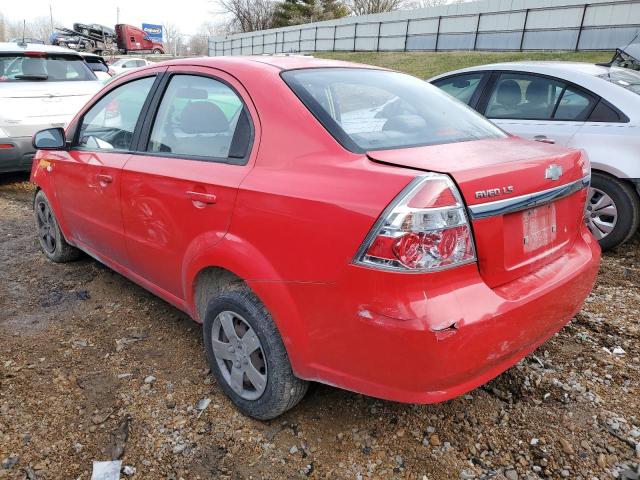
[
  {"left": 280, "top": 226, "right": 600, "bottom": 403},
  {"left": 0, "top": 136, "right": 35, "bottom": 173}
]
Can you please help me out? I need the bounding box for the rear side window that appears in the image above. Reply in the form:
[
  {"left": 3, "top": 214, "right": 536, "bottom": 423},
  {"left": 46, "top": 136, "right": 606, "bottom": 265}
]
[
  {"left": 485, "top": 73, "right": 595, "bottom": 121},
  {"left": 587, "top": 100, "right": 628, "bottom": 123},
  {"left": 432, "top": 73, "right": 485, "bottom": 105},
  {"left": 282, "top": 68, "right": 504, "bottom": 152},
  {"left": 77, "top": 76, "right": 155, "bottom": 151},
  {"left": 0, "top": 53, "right": 96, "bottom": 82},
  {"left": 147, "top": 74, "right": 251, "bottom": 161}
]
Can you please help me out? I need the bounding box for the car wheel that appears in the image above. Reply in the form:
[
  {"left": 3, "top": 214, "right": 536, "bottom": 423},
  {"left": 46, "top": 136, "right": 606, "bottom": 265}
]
[
  {"left": 203, "top": 286, "right": 308, "bottom": 420},
  {"left": 34, "top": 190, "right": 81, "bottom": 263},
  {"left": 152, "top": 49, "right": 162, "bottom": 54},
  {"left": 586, "top": 172, "right": 640, "bottom": 251}
]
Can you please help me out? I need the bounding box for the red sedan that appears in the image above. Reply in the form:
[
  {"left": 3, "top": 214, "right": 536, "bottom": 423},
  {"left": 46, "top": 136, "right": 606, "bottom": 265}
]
[{"left": 30, "top": 56, "right": 600, "bottom": 419}]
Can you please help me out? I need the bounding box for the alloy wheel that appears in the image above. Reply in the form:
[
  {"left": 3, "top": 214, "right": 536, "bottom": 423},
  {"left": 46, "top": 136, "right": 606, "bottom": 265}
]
[
  {"left": 210, "top": 311, "right": 268, "bottom": 400},
  {"left": 586, "top": 187, "right": 618, "bottom": 240},
  {"left": 36, "top": 201, "right": 56, "bottom": 254}
]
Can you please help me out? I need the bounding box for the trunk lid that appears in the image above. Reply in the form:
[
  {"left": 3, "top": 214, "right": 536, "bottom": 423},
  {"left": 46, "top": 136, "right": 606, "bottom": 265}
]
[{"left": 367, "top": 137, "right": 588, "bottom": 288}]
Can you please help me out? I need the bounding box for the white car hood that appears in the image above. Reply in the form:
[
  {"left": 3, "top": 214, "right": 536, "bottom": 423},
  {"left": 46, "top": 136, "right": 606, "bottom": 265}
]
[{"left": 0, "top": 81, "right": 102, "bottom": 138}]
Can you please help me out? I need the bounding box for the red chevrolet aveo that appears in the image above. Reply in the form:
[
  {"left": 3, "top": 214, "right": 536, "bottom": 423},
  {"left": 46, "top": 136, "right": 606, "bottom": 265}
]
[{"left": 31, "top": 56, "right": 600, "bottom": 419}]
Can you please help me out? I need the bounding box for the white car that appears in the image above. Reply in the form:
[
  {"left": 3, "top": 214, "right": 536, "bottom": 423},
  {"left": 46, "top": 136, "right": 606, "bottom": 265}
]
[
  {"left": 0, "top": 43, "right": 103, "bottom": 173},
  {"left": 430, "top": 62, "right": 640, "bottom": 250},
  {"left": 108, "top": 57, "right": 153, "bottom": 76},
  {"left": 79, "top": 52, "right": 113, "bottom": 81}
]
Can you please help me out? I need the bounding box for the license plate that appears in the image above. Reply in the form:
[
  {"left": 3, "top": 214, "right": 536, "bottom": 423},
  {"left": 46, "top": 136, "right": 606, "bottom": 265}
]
[{"left": 523, "top": 204, "right": 557, "bottom": 252}]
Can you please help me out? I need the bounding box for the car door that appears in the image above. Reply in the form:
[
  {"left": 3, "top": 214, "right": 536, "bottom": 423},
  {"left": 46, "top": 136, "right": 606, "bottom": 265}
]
[
  {"left": 54, "top": 72, "right": 160, "bottom": 267},
  {"left": 121, "top": 66, "right": 258, "bottom": 299},
  {"left": 480, "top": 71, "right": 597, "bottom": 146}
]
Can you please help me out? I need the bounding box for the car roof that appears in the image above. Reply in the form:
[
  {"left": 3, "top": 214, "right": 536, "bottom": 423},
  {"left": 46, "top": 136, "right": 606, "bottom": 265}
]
[
  {"left": 0, "top": 42, "right": 81, "bottom": 55},
  {"left": 432, "top": 61, "right": 615, "bottom": 78},
  {"left": 163, "top": 55, "right": 384, "bottom": 72}
]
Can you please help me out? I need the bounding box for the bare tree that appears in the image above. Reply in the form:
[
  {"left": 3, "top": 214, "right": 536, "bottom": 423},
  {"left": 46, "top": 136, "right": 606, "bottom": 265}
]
[
  {"left": 2, "top": 16, "right": 57, "bottom": 43},
  {"left": 163, "top": 22, "right": 183, "bottom": 56},
  {"left": 0, "top": 13, "right": 5, "bottom": 42},
  {"left": 405, "top": 0, "right": 462, "bottom": 9},
  {"left": 345, "top": 0, "right": 403, "bottom": 15},
  {"left": 212, "top": 0, "right": 276, "bottom": 34}
]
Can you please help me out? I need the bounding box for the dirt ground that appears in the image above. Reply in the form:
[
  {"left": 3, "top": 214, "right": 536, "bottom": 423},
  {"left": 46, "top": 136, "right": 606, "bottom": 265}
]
[{"left": 0, "top": 173, "right": 639, "bottom": 480}]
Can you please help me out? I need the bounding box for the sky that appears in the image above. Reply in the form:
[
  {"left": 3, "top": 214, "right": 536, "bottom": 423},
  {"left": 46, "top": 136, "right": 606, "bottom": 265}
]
[{"left": 1, "top": 0, "right": 219, "bottom": 35}]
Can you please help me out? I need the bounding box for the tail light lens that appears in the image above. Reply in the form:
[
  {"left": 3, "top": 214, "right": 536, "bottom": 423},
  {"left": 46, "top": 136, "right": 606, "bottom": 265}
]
[{"left": 354, "top": 173, "right": 476, "bottom": 272}]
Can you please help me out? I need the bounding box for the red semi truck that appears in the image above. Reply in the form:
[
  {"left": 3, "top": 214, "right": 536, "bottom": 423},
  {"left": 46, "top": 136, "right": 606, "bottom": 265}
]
[
  {"left": 115, "top": 24, "right": 164, "bottom": 54},
  {"left": 51, "top": 23, "right": 164, "bottom": 56}
]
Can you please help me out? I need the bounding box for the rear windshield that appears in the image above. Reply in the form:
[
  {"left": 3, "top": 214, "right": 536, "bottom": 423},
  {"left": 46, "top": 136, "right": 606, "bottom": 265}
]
[
  {"left": 84, "top": 57, "right": 109, "bottom": 73},
  {"left": 599, "top": 69, "right": 640, "bottom": 95},
  {"left": 282, "top": 68, "right": 505, "bottom": 152},
  {"left": 0, "top": 53, "right": 96, "bottom": 82}
]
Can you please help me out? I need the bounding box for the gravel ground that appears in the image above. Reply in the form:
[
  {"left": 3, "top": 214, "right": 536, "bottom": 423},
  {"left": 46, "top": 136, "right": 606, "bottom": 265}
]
[{"left": 1, "top": 173, "right": 639, "bottom": 480}]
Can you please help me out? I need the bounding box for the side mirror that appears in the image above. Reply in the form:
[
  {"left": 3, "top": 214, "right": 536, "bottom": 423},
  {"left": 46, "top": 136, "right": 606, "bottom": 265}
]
[{"left": 33, "top": 127, "right": 66, "bottom": 150}]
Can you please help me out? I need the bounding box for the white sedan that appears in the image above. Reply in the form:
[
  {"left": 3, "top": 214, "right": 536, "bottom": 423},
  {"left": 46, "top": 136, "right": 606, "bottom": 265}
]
[
  {"left": 0, "top": 42, "right": 103, "bottom": 173},
  {"left": 108, "top": 57, "right": 153, "bottom": 76},
  {"left": 430, "top": 62, "right": 640, "bottom": 251}
]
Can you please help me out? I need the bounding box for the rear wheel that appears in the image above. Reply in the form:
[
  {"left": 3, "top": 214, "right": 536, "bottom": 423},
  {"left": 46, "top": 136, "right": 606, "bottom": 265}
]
[
  {"left": 34, "top": 190, "right": 80, "bottom": 263},
  {"left": 203, "top": 286, "right": 308, "bottom": 420},
  {"left": 152, "top": 48, "right": 162, "bottom": 54},
  {"left": 586, "top": 172, "right": 640, "bottom": 251}
]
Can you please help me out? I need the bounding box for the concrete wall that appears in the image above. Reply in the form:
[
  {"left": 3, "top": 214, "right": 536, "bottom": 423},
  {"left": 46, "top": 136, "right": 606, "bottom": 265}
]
[{"left": 208, "top": 0, "right": 640, "bottom": 55}]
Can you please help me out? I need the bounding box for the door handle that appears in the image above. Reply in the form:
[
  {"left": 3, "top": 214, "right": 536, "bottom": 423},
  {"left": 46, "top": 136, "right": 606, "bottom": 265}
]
[
  {"left": 533, "top": 135, "right": 556, "bottom": 145},
  {"left": 96, "top": 174, "right": 113, "bottom": 185},
  {"left": 186, "top": 191, "right": 217, "bottom": 206}
]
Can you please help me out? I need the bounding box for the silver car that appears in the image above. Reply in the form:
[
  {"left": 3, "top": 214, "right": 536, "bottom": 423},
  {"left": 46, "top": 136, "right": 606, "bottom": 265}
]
[{"left": 430, "top": 62, "right": 640, "bottom": 251}]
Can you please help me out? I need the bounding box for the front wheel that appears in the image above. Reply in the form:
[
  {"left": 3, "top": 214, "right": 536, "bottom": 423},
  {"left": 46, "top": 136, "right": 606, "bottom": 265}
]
[
  {"left": 203, "top": 286, "right": 308, "bottom": 420},
  {"left": 34, "top": 190, "right": 81, "bottom": 263},
  {"left": 586, "top": 172, "right": 640, "bottom": 251},
  {"left": 152, "top": 49, "right": 162, "bottom": 54}
]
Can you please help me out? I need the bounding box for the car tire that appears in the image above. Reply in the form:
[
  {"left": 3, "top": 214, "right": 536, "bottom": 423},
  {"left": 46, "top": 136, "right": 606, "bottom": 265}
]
[
  {"left": 203, "top": 285, "right": 308, "bottom": 420},
  {"left": 152, "top": 49, "right": 162, "bottom": 54},
  {"left": 34, "top": 190, "right": 81, "bottom": 263},
  {"left": 587, "top": 172, "right": 640, "bottom": 251}
]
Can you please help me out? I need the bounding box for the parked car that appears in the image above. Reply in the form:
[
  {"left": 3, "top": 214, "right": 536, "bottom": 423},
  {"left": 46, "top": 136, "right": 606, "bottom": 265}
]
[
  {"left": 73, "top": 23, "right": 116, "bottom": 40},
  {"left": 430, "top": 62, "right": 640, "bottom": 251},
  {"left": 79, "top": 52, "right": 113, "bottom": 80},
  {"left": 602, "top": 43, "right": 640, "bottom": 72},
  {"left": 31, "top": 57, "right": 599, "bottom": 419},
  {"left": 0, "top": 43, "right": 102, "bottom": 173},
  {"left": 108, "top": 57, "right": 153, "bottom": 76}
]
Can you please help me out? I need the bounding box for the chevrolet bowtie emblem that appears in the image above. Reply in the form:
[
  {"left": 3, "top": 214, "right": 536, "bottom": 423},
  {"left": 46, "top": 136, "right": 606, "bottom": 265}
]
[{"left": 545, "top": 164, "right": 563, "bottom": 181}]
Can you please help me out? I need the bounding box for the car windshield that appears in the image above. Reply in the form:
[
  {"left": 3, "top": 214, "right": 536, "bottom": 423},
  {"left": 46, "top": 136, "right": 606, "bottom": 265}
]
[
  {"left": 0, "top": 53, "right": 96, "bottom": 81},
  {"left": 112, "top": 59, "right": 129, "bottom": 67},
  {"left": 599, "top": 69, "right": 640, "bottom": 95},
  {"left": 84, "top": 58, "right": 108, "bottom": 73},
  {"left": 282, "top": 68, "right": 505, "bottom": 152}
]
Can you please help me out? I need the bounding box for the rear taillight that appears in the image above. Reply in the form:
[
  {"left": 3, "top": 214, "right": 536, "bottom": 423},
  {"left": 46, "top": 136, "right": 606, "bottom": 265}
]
[{"left": 354, "top": 174, "right": 476, "bottom": 272}]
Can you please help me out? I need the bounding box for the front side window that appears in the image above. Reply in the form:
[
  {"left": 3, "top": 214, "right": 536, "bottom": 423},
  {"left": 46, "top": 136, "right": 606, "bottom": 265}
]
[
  {"left": 77, "top": 76, "right": 155, "bottom": 151},
  {"left": 147, "top": 74, "right": 248, "bottom": 160},
  {"left": 432, "top": 73, "right": 485, "bottom": 105},
  {"left": 0, "top": 53, "right": 96, "bottom": 82},
  {"left": 282, "top": 68, "right": 504, "bottom": 152}
]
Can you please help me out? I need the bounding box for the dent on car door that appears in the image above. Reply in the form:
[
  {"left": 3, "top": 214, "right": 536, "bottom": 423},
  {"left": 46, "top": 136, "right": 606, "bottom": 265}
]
[
  {"left": 481, "top": 72, "right": 595, "bottom": 146},
  {"left": 54, "top": 75, "right": 157, "bottom": 267},
  {"left": 121, "top": 68, "right": 256, "bottom": 300}
]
